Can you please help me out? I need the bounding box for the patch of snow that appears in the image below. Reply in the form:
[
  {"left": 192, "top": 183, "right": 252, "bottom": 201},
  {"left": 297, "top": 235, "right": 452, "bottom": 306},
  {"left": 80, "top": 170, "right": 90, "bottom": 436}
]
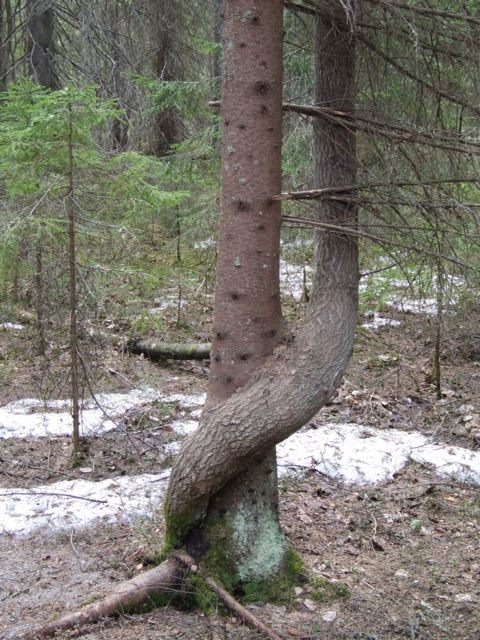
[
  {"left": 170, "top": 419, "right": 199, "bottom": 436},
  {"left": 4, "top": 418, "right": 480, "bottom": 538},
  {"left": 362, "top": 313, "right": 401, "bottom": 331},
  {"left": 0, "top": 389, "right": 206, "bottom": 440},
  {"left": 193, "top": 238, "right": 215, "bottom": 250},
  {"left": 0, "top": 472, "right": 170, "bottom": 536},
  {"left": 279, "top": 259, "right": 312, "bottom": 301},
  {"left": 277, "top": 424, "right": 427, "bottom": 484},
  {"left": 411, "top": 442, "right": 480, "bottom": 485},
  {"left": 0, "top": 322, "right": 24, "bottom": 330},
  {"left": 277, "top": 423, "right": 480, "bottom": 486},
  {"left": 149, "top": 295, "right": 186, "bottom": 314}
]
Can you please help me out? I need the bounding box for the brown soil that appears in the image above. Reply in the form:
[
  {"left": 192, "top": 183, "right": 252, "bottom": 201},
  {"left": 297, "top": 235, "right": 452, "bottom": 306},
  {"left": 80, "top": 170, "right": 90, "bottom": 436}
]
[{"left": 1, "top": 307, "right": 479, "bottom": 640}]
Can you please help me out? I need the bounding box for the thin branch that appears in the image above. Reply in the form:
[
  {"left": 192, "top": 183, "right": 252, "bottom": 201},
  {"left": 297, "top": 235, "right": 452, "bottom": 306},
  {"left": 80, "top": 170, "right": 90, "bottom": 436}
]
[
  {"left": 273, "top": 177, "right": 479, "bottom": 200},
  {"left": 281, "top": 216, "right": 478, "bottom": 271},
  {"left": 364, "top": 0, "right": 480, "bottom": 26},
  {"left": 0, "top": 491, "right": 107, "bottom": 504}
]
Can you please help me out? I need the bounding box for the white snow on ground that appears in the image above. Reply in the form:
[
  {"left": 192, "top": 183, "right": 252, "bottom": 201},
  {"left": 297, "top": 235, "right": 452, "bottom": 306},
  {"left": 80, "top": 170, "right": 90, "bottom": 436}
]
[
  {"left": 148, "top": 294, "right": 186, "bottom": 314},
  {"left": 279, "top": 259, "right": 312, "bottom": 301},
  {"left": 0, "top": 472, "right": 170, "bottom": 536},
  {"left": 0, "top": 322, "right": 24, "bottom": 330},
  {"left": 0, "top": 389, "right": 206, "bottom": 440},
  {"left": 277, "top": 423, "right": 480, "bottom": 485},
  {"left": 3, "top": 417, "right": 480, "bottom": 537},
  {"left": 362, "top": 313, "right": 401, "bottom": 331}
]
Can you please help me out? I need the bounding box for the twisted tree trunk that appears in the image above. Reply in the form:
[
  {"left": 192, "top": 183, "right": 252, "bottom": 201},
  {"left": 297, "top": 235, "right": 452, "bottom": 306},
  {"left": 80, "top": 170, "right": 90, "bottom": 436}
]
[
  {"left": 164, "top": 0, "right": 358, "bottom": 586},
  {"left": 12, "top": 3, "right": 359, "bottom": 637}
]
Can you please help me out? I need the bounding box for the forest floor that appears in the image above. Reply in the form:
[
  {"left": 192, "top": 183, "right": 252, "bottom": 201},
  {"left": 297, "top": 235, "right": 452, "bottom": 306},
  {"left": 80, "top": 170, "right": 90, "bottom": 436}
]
[{"left": 1, "top": 290, "right": 480, "bottom": 639}]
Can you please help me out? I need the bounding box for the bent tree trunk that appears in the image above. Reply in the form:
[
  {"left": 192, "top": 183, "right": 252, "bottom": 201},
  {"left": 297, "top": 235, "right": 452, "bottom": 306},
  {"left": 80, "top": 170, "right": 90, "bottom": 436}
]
[
  {"left": 15, "top": 4, "right": 359, "bottom": 638},
  {"left": 164, "top": 0, "right": 358, "bottom": 589}
]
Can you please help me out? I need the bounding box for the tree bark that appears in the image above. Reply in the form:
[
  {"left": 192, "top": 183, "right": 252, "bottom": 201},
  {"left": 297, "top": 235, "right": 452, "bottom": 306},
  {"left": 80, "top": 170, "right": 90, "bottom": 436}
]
[
  {"left": 164, "top": 2, "right": 358, "bottom": 581},
  {"left": 146, "top": 0, "right": 180, "bottom": 157},
  {"left": 191, "top": 0, "right": 287, "bottom": 583},
  {"left": 26, "top": 0, "right": 59, "bottom": 90}
]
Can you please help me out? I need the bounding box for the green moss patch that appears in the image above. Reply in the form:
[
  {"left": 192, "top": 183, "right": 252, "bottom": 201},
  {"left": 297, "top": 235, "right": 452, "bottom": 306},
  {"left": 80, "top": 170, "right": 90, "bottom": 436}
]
[{"left": 310, "top": 575, "right": 350, "bottom": 603}]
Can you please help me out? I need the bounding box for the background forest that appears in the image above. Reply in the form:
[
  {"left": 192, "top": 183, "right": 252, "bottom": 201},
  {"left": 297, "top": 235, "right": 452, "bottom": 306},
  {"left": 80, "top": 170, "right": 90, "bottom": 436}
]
[{"left": 1, "top": 1, "right": 480, "bottom": 639}]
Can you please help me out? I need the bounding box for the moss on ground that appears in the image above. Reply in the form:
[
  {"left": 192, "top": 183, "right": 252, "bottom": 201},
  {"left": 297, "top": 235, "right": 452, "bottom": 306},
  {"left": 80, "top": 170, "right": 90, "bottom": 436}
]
[{"left": 310, "top": 575, "right": 350, "bottom": 603}]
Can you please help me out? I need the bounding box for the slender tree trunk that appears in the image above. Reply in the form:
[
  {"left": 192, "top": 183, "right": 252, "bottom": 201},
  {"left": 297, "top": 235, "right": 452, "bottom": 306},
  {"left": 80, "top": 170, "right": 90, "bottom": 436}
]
[
  {"left": 313, "top": 6, "right": 357, "bottom": 250},
  {"left": 212, "top": 0, "right": 223, "bottom": 100},
  {"left": 34, "top": 237, "right": 46, "bottom": 356},
  {"left": 0, "top": 0, "right": 7, "bottom": 91},
  {"left": 26, "top": 0, "right": 59, "bottom": 89},
  {"left": 66, "top": 101, "right": 81, "bottom": 461},
  {"left": 110, "top": 2, "right": 128, "bottom": 150},
  {"left": 146, "top": 0, "right": 179, "bottom": 157},
  {"left": 27, "top": 0, "right": 59, "bottom": 353}
]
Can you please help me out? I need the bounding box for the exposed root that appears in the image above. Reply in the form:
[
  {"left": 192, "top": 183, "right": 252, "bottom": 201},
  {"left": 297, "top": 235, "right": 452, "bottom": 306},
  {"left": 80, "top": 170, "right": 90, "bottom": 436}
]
[
  {"left": 173, "top": 551, "right": 284, "bottom": 640},
  {"left": 14, "top": 553, "right": 282, "bottom": 640},
  {"left": 17, "top": 557, "right": 182, "bottom": 640}
]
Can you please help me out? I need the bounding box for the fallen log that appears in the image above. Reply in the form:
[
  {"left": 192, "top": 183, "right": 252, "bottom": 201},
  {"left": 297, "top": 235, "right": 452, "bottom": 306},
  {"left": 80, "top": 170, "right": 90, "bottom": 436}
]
[
  {"left": 19, "top": 557, "right": 182, "bottom": 640},
  {"left": 128, "top": 339, "right": 211, "bottom": 361}
]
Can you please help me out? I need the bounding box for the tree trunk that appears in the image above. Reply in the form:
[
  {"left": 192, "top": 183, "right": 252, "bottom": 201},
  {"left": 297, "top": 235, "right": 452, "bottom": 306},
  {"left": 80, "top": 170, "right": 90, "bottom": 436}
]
[
  {"left": 146, "top": 0, "right": 180, "bottom": 157},
  {"left": 66, "top": 100, "right": 81, "bottom": 462},
  {"left": 0, "top": 0, "right": 7, "bottom": 91},
  {"left": 164, "top": 0, "right": 358, "bottom": 590},
  {"left": 212, "top": 0, "right": 223, "bottom": 100},
  {"left": 26, "top": 0, "right": 59, "bottom": 89},
  {"left": 197, "top": 0, "right": 286, "bottom": 583}
]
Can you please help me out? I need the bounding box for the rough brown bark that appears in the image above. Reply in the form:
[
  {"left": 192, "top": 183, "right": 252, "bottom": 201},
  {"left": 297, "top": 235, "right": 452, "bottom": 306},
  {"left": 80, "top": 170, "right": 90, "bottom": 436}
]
[
  {"left": 165, "top": 0, "right": 358, "bottom": 578},
  {"left": 196, "top": 0, "right": 286, "bottom": 581},
  {"left": 146, "top": 0, "right": 180, "bottom": 157},
  {"left": 26, "top": 0, "right": 59, "bottom": 90}
]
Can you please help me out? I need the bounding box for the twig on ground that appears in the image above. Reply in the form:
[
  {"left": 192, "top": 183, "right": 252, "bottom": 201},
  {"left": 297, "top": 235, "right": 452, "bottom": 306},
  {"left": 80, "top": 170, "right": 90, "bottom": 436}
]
[{"left": 0, "top": 491, "right": 107, "bottom": 504}]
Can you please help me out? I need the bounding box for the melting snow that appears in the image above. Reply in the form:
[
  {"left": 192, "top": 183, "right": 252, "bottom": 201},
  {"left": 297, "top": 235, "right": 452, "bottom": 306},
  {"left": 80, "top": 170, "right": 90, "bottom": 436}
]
[
  {"left": 277, "top": 423, "right": 480, "bottom": 485},
  {"left": 0, "top": 473, "right": 170, "bottom": 536},
  {"left": 0, "top": 322, "right": 24, "bottom": 330},
  {"left": 3, "top": 396, "right": 480, "bottom": 537},
  {"left": 0, "top": 389, "right": 206, "bottom": 440},
  {"left": 279, "top": 259, "right": 312, "bottom": 301},
  {"left": 362, "top": 313, "right": 401, "bottom": 331}
]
